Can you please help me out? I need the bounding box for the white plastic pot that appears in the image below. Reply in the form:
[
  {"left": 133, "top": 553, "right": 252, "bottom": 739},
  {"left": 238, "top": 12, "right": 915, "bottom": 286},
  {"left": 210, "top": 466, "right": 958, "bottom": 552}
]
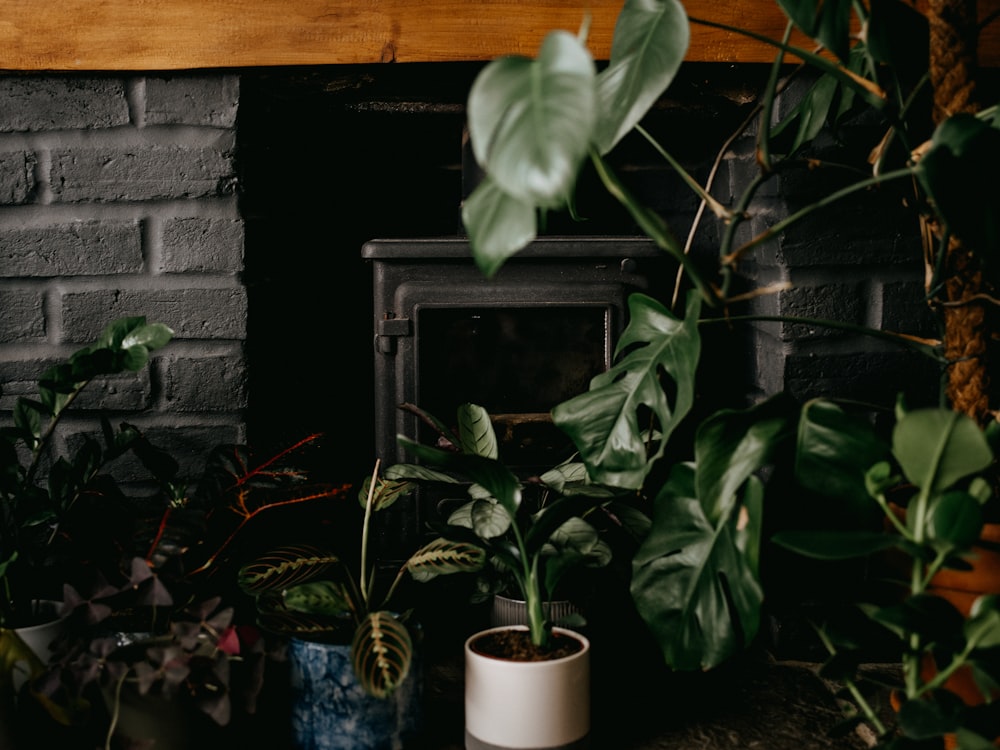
[{"left": 464, "top": 625, "right": 590, "bottom": 750}]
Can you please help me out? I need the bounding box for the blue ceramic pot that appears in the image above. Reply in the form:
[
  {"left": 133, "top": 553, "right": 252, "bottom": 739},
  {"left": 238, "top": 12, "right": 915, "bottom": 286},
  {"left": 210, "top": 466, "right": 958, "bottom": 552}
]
[{"left": 288, "top": 638, "right": 423, "bottom": 750}]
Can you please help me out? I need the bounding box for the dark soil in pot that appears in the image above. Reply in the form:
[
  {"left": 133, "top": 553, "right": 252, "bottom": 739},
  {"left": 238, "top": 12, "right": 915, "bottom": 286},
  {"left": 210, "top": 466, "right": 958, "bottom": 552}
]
[{"left": 468, "top": 628, "right": 583, "bottom": 661}]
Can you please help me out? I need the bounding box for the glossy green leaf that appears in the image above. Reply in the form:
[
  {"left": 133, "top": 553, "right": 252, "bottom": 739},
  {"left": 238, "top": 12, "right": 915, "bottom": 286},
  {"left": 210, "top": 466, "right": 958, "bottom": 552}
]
[
  {"left": 351, "top": 612, "right": 413, "bottom": 699},
  {"left": 795, "top": 399, "right": 890, "bottom": 521},
  {"left": 594, "top": 0, "right": 689, "bottom": 153},
  {"left": 893, "top": 407, "right": 993, "bottom": 496},
  {"left": 456, "top": 402, "right": 499, "bottom": 458},
  {"left": 917, "top": 113, "right": 1000, "bottom": 259},
  {"left": 928, "top": 491, "right": 984, "bottom": 549},
  {"left": 631, "top": 462, "right": 763, "bottom": 671},
  {"left": 469, "top": 497, "right": 513, "bottom": 539},
  {"left": 552, "top": 291, "right": 701, "bottom": 489},
  {"left": 462, "top": 175, "right": 538, "bottom": 277},
  {"left": 467, "top": 30, "right": 596, "bottom": 207},
  {"left": 777, "top": 0, "right": 853, "bottom": 63}
]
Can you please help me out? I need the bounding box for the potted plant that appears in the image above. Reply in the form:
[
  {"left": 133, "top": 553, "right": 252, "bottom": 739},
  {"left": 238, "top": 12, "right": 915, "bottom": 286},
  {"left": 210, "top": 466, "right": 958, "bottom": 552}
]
[
  {"left": 385, "top": 401, "right": 624, "bottom": 749},
  {"left": 0, "top": 317, "right": 174, "bottom": 744},
  {"left": 769, "top": 398, "right": 1000, "bottom": 747},
  {"left": 32, "top": 432, "right": 389, "bottom": 749},
  {"left": 237, "top": 457, "right": 486, "bottom": 750},
  {"left": 458, "top": 0, "right": 999, "bottom": 678}
]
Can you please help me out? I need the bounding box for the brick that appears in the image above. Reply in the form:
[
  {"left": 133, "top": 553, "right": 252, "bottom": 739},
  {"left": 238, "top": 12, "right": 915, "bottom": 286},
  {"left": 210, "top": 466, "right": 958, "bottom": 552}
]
[
  {"left": 881, "top": 280, "right": 939, "bottom": 339},
  {"left": 0, "top": 289, "right": 45, "bottom": 343},
  {"left": 144, "top": 75, "right": 239, "bottom": 128},
  {"left": 161, "top": 218, "right": 244, "bottom": 273},
  {"left": 782, "top": 350, "right": 940, "bottom": 405},
  {"left": 777, "top": 282, "right": 864, "bottom": 341},
  {"left": 49, "top": 143, "right": 236, "bottom": 202},
  {"left": 60, "top": 288, "right": 248, "bottom": 342},
  {"left": 163, "top": 354, "right": 248, "bottom": 411},
  {"left": 0, "top": 221, "right": 142, "bottom": 277},
  {"left": 0, "top": 355, "right": 152, "bottom": 412},
  {"left": 0, "top": 357, "right": 54, "bottom": 408},
  {"left": 0, "top": 151, "right": 36, "bottom": 204},
  {"left": 0, "top": 76, "right": 129, "bottom": 132}
]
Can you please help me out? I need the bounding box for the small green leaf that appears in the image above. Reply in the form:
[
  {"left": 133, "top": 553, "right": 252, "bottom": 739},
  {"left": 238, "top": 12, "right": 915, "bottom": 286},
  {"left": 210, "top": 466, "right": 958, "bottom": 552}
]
[
  {"left": 457, "top": 403, "right": 498, "bottom": 459},
  {"left": 927, "top": 491, "right": 984, "bottom": 549},
  {"left": 893, "top": 408, "right": 993, "bottom": 496},
  {"left": 462, "top": 176, "right": 538, "bottom": 277}
]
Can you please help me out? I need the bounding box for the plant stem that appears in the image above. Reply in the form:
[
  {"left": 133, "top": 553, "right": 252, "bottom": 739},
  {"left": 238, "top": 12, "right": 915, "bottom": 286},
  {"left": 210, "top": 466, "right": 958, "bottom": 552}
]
[{"left": 360, "top": 459, "right": 380, "bottom": 609}]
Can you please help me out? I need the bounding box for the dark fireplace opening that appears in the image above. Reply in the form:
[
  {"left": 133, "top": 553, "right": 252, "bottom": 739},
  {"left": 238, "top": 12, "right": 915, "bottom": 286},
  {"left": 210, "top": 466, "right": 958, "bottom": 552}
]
[{"left": 236, "top": 62, "right": 770, "bottom": 557}]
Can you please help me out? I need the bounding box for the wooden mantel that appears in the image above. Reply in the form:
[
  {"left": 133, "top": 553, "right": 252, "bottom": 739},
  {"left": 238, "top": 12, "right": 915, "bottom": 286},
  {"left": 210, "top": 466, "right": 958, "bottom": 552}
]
[{"left": 1, "top": 0, "right": 998, "bottom": 71}]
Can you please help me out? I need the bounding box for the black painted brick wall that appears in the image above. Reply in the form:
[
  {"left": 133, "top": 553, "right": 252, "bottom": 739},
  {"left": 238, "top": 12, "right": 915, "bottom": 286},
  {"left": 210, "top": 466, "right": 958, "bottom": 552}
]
[{"left": 0, "top": 72, "right": 246, "bottom": 484}]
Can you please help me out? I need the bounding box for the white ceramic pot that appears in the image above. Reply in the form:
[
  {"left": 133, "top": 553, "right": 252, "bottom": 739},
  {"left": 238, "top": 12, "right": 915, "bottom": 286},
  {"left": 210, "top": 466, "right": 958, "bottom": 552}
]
[{"left": 464, "top": 625, "right": 590, "bottom": 750}]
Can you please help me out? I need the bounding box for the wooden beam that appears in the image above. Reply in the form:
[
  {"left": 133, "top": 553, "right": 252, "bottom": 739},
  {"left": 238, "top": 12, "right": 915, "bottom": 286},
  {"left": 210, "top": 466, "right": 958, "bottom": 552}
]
[{"left": 0, "top": 0, "right": 997, "bottom": 71}]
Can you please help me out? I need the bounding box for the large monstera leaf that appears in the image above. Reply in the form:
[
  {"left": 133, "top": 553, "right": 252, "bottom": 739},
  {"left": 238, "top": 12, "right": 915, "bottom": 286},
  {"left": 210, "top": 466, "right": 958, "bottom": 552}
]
[
  {"left": 351, "top": 611, "right": 413, "bottom": 699},
  {"left": 631, "top": 396, "right": 794, "bottom": 671},
  {"left": 552, "top": 290, "right": 701, "bottom": 490},
  {"left": 594, "top": 0, "right": 689, "bottom": 154},
  {"left": 463, "top": 28, "right": 597, "bottom": 275}
]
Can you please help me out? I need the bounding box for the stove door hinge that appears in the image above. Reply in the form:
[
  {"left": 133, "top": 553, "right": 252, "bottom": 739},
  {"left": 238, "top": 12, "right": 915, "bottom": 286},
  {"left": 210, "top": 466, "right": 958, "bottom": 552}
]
[{"left": 375, "top": 317, "right": 411, "bottom": 354}]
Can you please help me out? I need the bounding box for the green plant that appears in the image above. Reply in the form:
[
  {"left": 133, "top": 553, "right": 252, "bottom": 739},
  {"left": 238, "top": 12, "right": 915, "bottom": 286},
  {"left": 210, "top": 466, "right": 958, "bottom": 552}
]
[
  {"left": 236, "top": 458, "right": 485, "bottom": 698},
  {"left": 459, "top": 0, "right": 999, "bottom": 677},
  {"left": 36, "top": 434, "right": 368, "bottom": 738},
  {"left": 0, "top": 317, "right": 174, "bottom": 631},
  {"left": 385, "top": 402, "right": 622, "bottom": 650},
  {"left": 772, "top": 399, "right": 1000, "bottom": 747}
]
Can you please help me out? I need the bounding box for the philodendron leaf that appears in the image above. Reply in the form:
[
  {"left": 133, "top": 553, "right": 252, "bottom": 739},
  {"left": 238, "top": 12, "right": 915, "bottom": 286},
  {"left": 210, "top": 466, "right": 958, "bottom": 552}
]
[
  {"left": 553, "top": 290, "right": 701, "bottom": 489},
  {"left": 405, "top": 537, "right": 487, "bottom": 582},
  {"left": 631, "top": 461, "right": 763, "bottom": 671},
  {"left": 352, "top": 611, "right": 412, "bottom": 699},
  {"left": 467, "top": 30, "right": 596, "bottom": 208},
  {"left": 456, "top": 402, "right": 498, "bottom": 459},
  {"left": 593, "top": 0, "right": 689, "bottom": 154},
  {"left": 892, "top": 408, "right": 993, "bottom": 497},
  {"left": 462, "top": 175, "right": 538, "bottom": 278}
]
